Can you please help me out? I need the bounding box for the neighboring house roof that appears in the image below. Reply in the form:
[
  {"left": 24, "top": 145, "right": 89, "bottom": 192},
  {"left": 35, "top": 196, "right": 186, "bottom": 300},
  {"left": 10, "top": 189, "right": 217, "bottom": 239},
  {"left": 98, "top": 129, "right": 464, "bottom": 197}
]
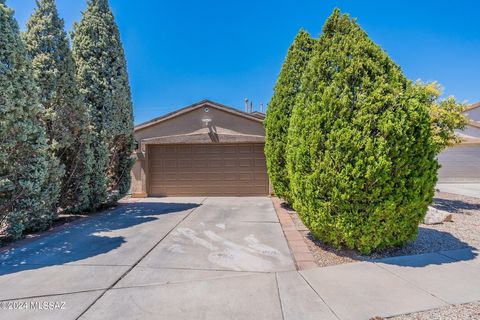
[
  {"left": 464, "top": 102, "right": 480, "bottom": 127},
  {"left": 250, "top": 111, "right": 266, "bottom": 119},
  {"left": 457, "top": 133, "right": 480, "bottom": 144},
  {"left": 464, "top": 101, "right": 480, "bottom": 112},
  {"left": 470, "top": 120, "right": 480, "bottom": 129},
  {"left": 135, "top": 100, "right": 264, "bottom": 132},
  {"left": 457, "top": 102, "right": 480, "bottom": 145}
]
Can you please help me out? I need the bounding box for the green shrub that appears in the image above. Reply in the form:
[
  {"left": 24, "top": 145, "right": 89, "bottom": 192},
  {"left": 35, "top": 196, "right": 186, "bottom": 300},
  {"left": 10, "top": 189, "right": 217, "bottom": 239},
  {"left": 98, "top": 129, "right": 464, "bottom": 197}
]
[
  {"left": 419, "top": 82, "right": 467, "bottom": 154},
  {"left": 72, "top": 0, "right": 135, "bottom": 208},
  {"left": 286, "top": 9, "right": 438, "bottom": 254},
  {"left": 24, "top": 0, "right": 92, "bottom": 213},
  {"left": 265, "top": 30, "right": 315, "bottom": 204},
  {"left": 0, "top": 0, "right": 57, "bottom": 238}
]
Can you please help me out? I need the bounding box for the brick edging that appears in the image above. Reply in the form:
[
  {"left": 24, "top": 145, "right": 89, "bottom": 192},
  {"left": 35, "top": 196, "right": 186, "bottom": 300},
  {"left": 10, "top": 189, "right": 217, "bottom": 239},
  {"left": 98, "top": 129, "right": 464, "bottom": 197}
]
[{"left": 271, "top": 197, "right": 318, "bottom": 270}]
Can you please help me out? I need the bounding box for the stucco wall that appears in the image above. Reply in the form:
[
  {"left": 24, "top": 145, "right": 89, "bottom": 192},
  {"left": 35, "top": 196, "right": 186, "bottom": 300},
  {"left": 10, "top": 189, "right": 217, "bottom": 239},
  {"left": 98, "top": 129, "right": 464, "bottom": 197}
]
[
  {"left": 135, "top": 106, "right": 264, "bottom": 142},
  {"left": 130, "top": 151, "right": 147, "bottom": 197},
  {"left": 458, "top": 125, "right": 480, "bottom": 139},
  {"left": 465, "top": 108, "right": 480, "bottom": 122}
]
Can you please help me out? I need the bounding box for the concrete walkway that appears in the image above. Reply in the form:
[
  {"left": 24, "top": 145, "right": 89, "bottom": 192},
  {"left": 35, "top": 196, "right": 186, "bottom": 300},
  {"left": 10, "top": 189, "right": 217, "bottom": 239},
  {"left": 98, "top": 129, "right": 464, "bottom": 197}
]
[
  {"left": 0, "top": 197, "right": 479, "bottom": 320},
  {"left": 437, "top": 183, "right": 480, "bottom": 199}
]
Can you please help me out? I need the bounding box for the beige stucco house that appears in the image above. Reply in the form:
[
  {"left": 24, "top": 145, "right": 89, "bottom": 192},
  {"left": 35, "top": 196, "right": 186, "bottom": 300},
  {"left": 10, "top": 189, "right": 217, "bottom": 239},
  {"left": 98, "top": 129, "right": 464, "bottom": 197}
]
[
  {"left": 131, "top": 100, "right": 269, "bottom": 197},
  {"left": 438, "top": 102, "right": 480, "bottom": 182}
]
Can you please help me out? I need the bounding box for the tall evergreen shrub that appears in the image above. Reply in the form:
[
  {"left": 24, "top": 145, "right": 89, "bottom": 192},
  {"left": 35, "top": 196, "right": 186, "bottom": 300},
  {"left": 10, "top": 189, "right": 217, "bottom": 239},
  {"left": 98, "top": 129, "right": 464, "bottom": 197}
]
[
  {"left": 0, "top": 0, "right": 57, "bottom": 237},
  {"left": 24, "top": 0, "right": 92, "bottom": 213},
  {"left": 287, "top": 9, "right": 438, "bottom": 253},
  {"left": 264, "top": 30, "right": 315, "bottom": 204},
  {"left": 72, "top": 0, "right": 134, "bottom": 208}
]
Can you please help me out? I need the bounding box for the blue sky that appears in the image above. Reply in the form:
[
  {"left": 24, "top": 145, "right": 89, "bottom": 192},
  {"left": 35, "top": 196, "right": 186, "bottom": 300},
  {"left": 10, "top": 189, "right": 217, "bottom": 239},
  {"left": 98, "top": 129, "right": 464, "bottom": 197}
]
[{"left": 8, "top": 0, "right": 480, "bottom": 125}]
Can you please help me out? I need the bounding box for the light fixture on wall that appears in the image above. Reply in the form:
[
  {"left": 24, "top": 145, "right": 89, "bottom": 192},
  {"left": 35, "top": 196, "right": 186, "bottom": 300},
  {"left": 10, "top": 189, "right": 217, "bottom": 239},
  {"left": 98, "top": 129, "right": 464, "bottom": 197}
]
[{"left": 202, "top": 119, "right": 212, "bottom": 127}]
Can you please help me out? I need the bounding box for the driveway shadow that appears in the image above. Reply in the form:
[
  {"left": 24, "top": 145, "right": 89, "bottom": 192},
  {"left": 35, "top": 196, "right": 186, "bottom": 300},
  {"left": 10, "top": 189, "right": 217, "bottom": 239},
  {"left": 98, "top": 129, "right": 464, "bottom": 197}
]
[{"left": 0, "top": 202, "right": 199, "bottom": 276}]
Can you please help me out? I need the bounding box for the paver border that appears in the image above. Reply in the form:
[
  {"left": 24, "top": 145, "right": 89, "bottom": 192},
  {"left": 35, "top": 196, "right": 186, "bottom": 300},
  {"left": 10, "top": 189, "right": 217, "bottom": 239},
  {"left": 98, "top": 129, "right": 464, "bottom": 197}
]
[{"left": 271, "top": 197, "right": 317, "bottom": 270}]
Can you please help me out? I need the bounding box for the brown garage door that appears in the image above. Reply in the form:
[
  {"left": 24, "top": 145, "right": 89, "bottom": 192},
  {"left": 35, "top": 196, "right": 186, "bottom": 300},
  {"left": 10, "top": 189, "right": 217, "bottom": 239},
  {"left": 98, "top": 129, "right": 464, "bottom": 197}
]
[{"left": 148, "top": 144, "right": 269, "bottom": 196}]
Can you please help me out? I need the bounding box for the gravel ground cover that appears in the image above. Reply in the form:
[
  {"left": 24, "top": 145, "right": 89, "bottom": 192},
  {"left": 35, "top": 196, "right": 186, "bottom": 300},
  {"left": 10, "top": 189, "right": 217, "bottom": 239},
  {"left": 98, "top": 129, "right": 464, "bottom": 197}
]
[
  {"left": 287, "top": 191, "right": 480, "bottom": 267},
  {"left": 385, "top": 301, "right": 480, "bottom": 320}
]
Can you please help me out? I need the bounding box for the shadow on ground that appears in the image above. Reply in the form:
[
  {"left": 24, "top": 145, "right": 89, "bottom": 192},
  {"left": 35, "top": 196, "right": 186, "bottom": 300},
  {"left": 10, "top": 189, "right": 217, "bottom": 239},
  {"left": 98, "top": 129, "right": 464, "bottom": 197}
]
[
  {"left": 374, "top": 227, "right": 479, "bottom": 267},
  {"left": 306, "top": 227, "right": 478, "bottom": 267},
  {"left": 431, "top": 196, "right": 480, "bottom": 214},
  {"left": 375, "top": 245, "right": 479, "bottom": 268},
  {"left": 0, "top": 202, "right": 199, "bottom": 276}
]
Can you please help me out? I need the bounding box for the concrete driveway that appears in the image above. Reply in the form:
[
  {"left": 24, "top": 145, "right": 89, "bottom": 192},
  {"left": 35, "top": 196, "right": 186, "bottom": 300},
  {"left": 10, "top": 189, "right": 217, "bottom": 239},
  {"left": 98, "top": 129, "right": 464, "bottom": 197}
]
[
  {"left": 2, "top": 197, "right": 479, "bottom": 320},
  {"left": 0, "top": 197, "right": 297, "bottom": 320}
]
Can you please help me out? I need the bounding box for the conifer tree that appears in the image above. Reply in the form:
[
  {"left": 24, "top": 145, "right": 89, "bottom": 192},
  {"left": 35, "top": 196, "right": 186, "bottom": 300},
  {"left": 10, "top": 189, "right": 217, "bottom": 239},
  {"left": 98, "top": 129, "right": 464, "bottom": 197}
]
[
  {"left": 0, "top": 0, "right": 57, "bottom": 237},
  {"left": 264, "top": 30, "right": 315, "bottom": 204},
  {"left": 287, "top": 9, "right": 438, "bottom": 253},
  {"left": 24, "top": 0, "right": 92, "bottom": 213},
  {"left": 72, "top": 0, "right": 134, "bottom": 207}
]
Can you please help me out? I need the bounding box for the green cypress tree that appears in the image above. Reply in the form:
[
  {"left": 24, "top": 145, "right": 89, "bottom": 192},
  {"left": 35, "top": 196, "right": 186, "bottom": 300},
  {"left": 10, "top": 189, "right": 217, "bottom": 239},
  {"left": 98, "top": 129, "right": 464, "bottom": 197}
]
[
  {"left": 24, "top": 0, "right": 92, "bottom": 213},
  {"left": 287, "top": 9, "right": 438, "bottom": 254},
  {"left": 0, "top": 0, "right": 57, "bottom": 237},
  {"left": 264, "top": 30, "right": 315, "bottom": 204},
  {"left": 72, "top": 0, "right": 134, "bottom": 207}
]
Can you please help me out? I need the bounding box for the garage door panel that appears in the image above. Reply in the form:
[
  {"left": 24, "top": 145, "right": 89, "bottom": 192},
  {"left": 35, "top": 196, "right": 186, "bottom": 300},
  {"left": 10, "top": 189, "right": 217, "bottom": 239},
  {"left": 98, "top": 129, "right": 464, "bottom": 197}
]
[
  {"left": 238, "top": 173, "right": 253, "bottom": 181},
  {"left": 238, "top": 145, "right": 253, "bottom": 153},
  {"left": 161, "top": 160, "right": 176, "bottom": 168},
  {"left": 192, "top": 160, "right": 209, "bottom": 168},
  {"left": 238, "top": 159, "right": 254, "bottom": 167},
  {"left": 254, "top": 173, "right": 268, "bottom": 181},
  {"left": 255, "top": 159, "right": 267, "bottom": 167},
  {"left": 218, "top": 145, "right": 236, "bottom": 153},
  {"left": 181, "top": 160, "right": 198, "bottom": 168},
  {"left": 150, "top": 173, "right": 177, "bottom": 180},
  {"left": 148, "top": 144, "right": 269, "bottom": 196},
  {"left": 254, "top": 144, "right": 264, "bottom": 153},
  {"left": 208, "top": 159, "right": 223, "bottom": 168},
  {"left": 223, "top": 159, "right": 237, "bottom": 167},
  {"left": 176, "top": 145, "right": 190, "bottom": 153}
]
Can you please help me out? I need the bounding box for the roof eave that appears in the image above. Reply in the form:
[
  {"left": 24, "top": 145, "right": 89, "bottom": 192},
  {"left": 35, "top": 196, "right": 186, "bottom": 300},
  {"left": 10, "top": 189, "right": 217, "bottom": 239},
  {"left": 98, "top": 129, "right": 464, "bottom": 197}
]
[{"left": 464, "top": 102, "right": 480, "bottom": 112}]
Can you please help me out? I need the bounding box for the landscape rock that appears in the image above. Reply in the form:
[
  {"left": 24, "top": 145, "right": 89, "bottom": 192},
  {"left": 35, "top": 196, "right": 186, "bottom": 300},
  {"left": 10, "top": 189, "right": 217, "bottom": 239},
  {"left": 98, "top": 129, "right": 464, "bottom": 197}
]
[{"left": 424, "top": 207, "right": 453, "bottom": 225}]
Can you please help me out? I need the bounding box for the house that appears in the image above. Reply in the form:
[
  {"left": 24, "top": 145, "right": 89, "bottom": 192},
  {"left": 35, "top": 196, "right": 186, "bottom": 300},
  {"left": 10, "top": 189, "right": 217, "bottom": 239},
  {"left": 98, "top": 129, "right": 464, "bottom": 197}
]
[
  {"left": 438, "top": 102, "right": 480, "bottom": 183},
  {"left": 130, "top": 100, "right": 270, "bottom": 197},
  {"left": 130, "top": 99, "right": 479, "bottom": 198}
]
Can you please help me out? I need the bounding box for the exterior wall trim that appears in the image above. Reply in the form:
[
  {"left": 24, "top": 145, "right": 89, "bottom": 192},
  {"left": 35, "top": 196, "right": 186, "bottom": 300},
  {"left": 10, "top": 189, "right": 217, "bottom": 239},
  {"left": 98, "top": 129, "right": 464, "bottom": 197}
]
[{"left": 140, "top": 133, "right": 265, "bottom": 149}]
